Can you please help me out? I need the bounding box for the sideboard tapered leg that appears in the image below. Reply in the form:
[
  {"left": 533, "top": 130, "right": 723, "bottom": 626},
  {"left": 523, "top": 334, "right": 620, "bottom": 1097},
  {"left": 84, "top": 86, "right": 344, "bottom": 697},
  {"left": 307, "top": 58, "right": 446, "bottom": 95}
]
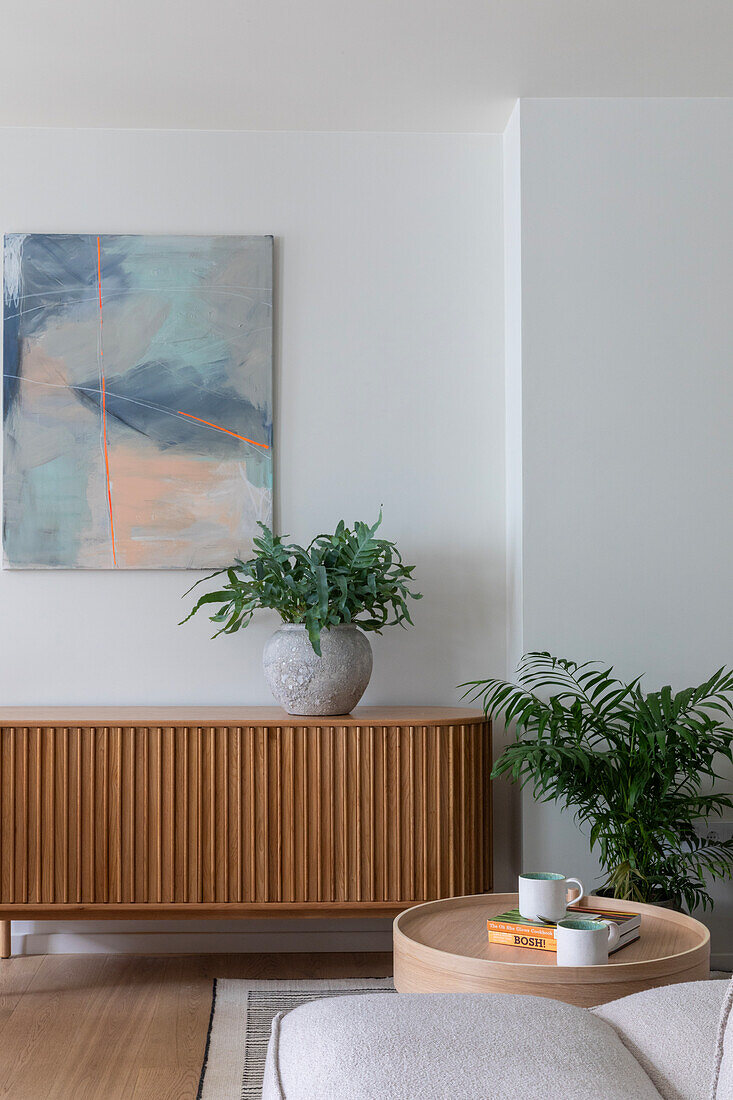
[{"left": 0, "top": 922, "right": 10, "bottom": 959}]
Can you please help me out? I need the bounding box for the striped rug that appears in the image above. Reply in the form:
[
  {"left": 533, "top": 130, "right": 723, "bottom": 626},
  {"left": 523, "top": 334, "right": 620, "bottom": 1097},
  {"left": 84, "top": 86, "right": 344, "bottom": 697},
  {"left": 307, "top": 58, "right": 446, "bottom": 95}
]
[{"left": 197, "top": 977, "right": 396, "bottom": 1099}]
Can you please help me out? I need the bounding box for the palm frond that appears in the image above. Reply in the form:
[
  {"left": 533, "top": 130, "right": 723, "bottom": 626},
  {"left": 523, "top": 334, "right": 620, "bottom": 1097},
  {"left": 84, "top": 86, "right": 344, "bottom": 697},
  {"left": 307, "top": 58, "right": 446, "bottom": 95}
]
[{"left": 466, "top": 652, "right": 733, "bottom": 912}]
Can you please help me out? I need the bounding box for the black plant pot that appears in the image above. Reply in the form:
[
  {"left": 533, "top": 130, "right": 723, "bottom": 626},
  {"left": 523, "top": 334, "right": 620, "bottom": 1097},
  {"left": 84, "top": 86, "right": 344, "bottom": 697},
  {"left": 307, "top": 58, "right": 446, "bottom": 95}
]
[{"left": 590, "top": 888, "right": 680, "bottom": 911}]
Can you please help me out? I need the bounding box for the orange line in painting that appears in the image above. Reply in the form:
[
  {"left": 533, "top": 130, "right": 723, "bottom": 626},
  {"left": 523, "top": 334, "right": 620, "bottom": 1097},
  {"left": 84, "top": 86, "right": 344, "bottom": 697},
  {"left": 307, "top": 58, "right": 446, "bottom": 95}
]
[
  {"left": 175, "top": 410, "right": 270, "bottom": 449},
  {"left": 97, "top": 236, "right": 103, "bottom": 317},
  {"left": 101, "top": 377, "right": 117, "bottom": 566},
  {"left": 97, "top": 236, "right": 117, "bottom": 566}
]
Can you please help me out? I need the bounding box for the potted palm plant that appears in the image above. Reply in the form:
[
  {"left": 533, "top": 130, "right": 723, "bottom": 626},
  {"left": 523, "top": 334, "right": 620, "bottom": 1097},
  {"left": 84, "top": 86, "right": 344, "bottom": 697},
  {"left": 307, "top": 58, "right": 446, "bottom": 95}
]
[
  {"left": 464, "top": 653, "right": 733, "bottom": 911},
  {"left": 181, "top": 514, "right": 421, "bottom": 715}
]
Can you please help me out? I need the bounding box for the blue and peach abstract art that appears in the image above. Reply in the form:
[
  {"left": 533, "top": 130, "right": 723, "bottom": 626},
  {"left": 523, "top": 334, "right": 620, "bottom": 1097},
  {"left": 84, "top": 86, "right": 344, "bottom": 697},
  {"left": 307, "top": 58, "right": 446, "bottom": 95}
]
[{"left": 3, "top": 233, "right": 273, "bottom": 568}]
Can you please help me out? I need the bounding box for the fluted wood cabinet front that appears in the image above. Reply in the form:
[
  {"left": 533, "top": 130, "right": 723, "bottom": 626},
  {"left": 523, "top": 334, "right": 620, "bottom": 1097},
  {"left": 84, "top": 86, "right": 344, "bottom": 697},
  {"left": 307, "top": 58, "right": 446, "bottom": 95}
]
[{"left": 0, "top": 707, "right": 491, "bottom": 933}]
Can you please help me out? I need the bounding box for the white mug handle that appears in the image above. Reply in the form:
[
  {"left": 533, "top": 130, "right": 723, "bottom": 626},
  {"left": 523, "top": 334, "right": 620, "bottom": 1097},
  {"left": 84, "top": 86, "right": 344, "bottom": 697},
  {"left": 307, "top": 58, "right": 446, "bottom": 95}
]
[
  {"left": 604, "top": 920, "right": 620, "bottom": 951},
  {"left": 565, "top": 877, "right": 584, "bottom": 905}
]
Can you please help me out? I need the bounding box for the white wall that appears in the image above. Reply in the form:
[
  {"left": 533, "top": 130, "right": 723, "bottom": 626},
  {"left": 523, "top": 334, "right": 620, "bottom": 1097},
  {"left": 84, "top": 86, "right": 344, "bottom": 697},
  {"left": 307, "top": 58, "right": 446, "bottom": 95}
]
[
  {"left": 0, "top": 127, "right": 506, "bottom": 953},
  {"left": 5, "top": 2, "right": 733, "bottom": 133},
  {"left": 510, "top": 99, "right": 733, "bottom": 961},
  {"left": 496, "top": 103, "right": 524, "bottom": 884}
]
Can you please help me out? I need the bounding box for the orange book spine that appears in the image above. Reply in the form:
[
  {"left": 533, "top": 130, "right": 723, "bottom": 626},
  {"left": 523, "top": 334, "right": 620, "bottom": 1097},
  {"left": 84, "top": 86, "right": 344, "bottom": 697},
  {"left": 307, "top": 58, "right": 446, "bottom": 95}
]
[{"left": 488, "top": 930, "right": 557, "bottom": 952}]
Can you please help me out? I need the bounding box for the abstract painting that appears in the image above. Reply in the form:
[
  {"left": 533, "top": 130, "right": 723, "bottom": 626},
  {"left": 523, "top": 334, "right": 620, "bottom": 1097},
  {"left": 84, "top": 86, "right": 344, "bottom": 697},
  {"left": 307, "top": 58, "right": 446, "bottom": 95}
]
[{"left": 3, "top": 233, "right": 272, "bottom": 568}]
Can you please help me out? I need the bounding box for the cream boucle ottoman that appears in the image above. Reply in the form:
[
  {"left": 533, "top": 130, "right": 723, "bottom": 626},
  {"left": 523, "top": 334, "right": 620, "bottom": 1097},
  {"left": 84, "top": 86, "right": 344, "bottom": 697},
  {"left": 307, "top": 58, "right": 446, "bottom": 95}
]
[{"left": 262, "top": 980, "right": 731, "bottom": 1100}]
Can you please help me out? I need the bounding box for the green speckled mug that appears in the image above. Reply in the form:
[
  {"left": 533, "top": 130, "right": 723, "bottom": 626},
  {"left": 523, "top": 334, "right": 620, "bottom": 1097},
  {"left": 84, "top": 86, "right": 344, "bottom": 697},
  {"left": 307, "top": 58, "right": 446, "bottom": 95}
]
[
  {"left": 556, "top": 918, "right": 620, "bottom": 966},
  {"left": 518, "top": 872, "right": 584, "bottom": 923}
]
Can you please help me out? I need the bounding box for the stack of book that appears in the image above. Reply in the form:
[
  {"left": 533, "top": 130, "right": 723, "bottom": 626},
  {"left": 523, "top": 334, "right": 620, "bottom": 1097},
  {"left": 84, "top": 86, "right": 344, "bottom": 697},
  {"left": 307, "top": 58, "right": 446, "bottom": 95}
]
[{"left": 487, "top": 905, "right": 641, "bottom": 954}]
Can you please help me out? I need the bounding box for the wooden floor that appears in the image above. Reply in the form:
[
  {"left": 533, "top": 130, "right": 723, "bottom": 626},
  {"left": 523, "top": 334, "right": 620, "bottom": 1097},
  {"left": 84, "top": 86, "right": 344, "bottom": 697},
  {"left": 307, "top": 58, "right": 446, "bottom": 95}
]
[{"left": 0, "top": 952, "right": 394, "bottom": 1099}]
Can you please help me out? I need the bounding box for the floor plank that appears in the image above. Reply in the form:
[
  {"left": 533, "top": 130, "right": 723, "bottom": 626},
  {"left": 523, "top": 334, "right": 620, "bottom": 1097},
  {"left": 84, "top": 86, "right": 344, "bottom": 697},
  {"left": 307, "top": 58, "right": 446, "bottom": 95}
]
[
  {"left": 0, "top": 955, "right": 113, "bottom": 1099},
  {"left": 0, "top": 952, "right": 393, "bottom": 1099},
  {"left": 130, "top": 1068, "right": 201, "bottom": 1100},
  {"left": 0, "top": 955, "right": 44, "bottom": 1031}
]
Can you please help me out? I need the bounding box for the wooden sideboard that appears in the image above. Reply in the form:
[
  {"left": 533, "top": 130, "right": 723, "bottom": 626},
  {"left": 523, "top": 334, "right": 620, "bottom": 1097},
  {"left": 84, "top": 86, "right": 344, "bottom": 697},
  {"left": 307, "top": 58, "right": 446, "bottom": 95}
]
[{"left": 0, "top": 707, "right": 491, "bottom": 956}]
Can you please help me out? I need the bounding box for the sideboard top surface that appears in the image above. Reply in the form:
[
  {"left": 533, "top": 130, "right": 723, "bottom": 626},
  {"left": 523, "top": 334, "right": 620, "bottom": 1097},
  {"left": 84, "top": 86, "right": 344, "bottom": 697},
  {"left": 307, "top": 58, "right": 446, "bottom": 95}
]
[{"left": 0, "top": 705, "right": 487, "bottom": 727}]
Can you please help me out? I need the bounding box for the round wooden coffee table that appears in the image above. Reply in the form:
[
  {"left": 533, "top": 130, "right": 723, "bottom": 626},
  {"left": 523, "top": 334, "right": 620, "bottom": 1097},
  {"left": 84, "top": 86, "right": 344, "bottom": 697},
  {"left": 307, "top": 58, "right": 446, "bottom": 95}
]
[{"left": 393, "top": 893, "right": 710, "bottom": 1007}]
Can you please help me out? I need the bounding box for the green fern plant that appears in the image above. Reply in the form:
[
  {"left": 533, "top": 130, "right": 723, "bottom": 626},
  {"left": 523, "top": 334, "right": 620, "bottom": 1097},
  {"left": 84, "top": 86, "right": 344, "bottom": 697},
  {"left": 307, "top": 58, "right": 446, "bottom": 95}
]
[
  {"left": 180, "top": 513, "right": 421, "bottom": 656},
  {"left": 463, "top": 653, "right": 733, "bottom": 912}
]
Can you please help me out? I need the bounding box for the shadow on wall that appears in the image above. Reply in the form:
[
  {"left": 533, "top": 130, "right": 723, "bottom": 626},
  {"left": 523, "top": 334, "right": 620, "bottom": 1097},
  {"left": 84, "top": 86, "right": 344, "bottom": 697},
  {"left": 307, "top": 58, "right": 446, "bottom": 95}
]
[{"left": 10, "top": 918, "right": 394, "bottom": 958}]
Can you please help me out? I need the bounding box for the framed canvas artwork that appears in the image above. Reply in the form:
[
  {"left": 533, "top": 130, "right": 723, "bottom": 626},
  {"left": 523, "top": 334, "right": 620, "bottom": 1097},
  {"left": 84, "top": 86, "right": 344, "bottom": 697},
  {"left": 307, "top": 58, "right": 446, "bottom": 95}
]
[{"left": 3, "top": 233, "right": 273, "bottom": 568}]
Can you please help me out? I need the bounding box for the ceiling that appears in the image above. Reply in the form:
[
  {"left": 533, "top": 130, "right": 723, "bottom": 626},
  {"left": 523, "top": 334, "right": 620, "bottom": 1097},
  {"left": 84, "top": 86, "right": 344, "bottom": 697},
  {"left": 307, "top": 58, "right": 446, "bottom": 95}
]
[{"left": 4, "top": 0, "right": 733, "bottom": 132}]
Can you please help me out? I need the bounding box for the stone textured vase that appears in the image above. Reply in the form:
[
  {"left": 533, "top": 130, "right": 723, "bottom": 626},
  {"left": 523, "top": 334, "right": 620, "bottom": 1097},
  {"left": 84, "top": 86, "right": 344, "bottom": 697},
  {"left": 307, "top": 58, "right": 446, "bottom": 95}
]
[{"left": 263, "top": 623, "right": 373, "bottom": 716}]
